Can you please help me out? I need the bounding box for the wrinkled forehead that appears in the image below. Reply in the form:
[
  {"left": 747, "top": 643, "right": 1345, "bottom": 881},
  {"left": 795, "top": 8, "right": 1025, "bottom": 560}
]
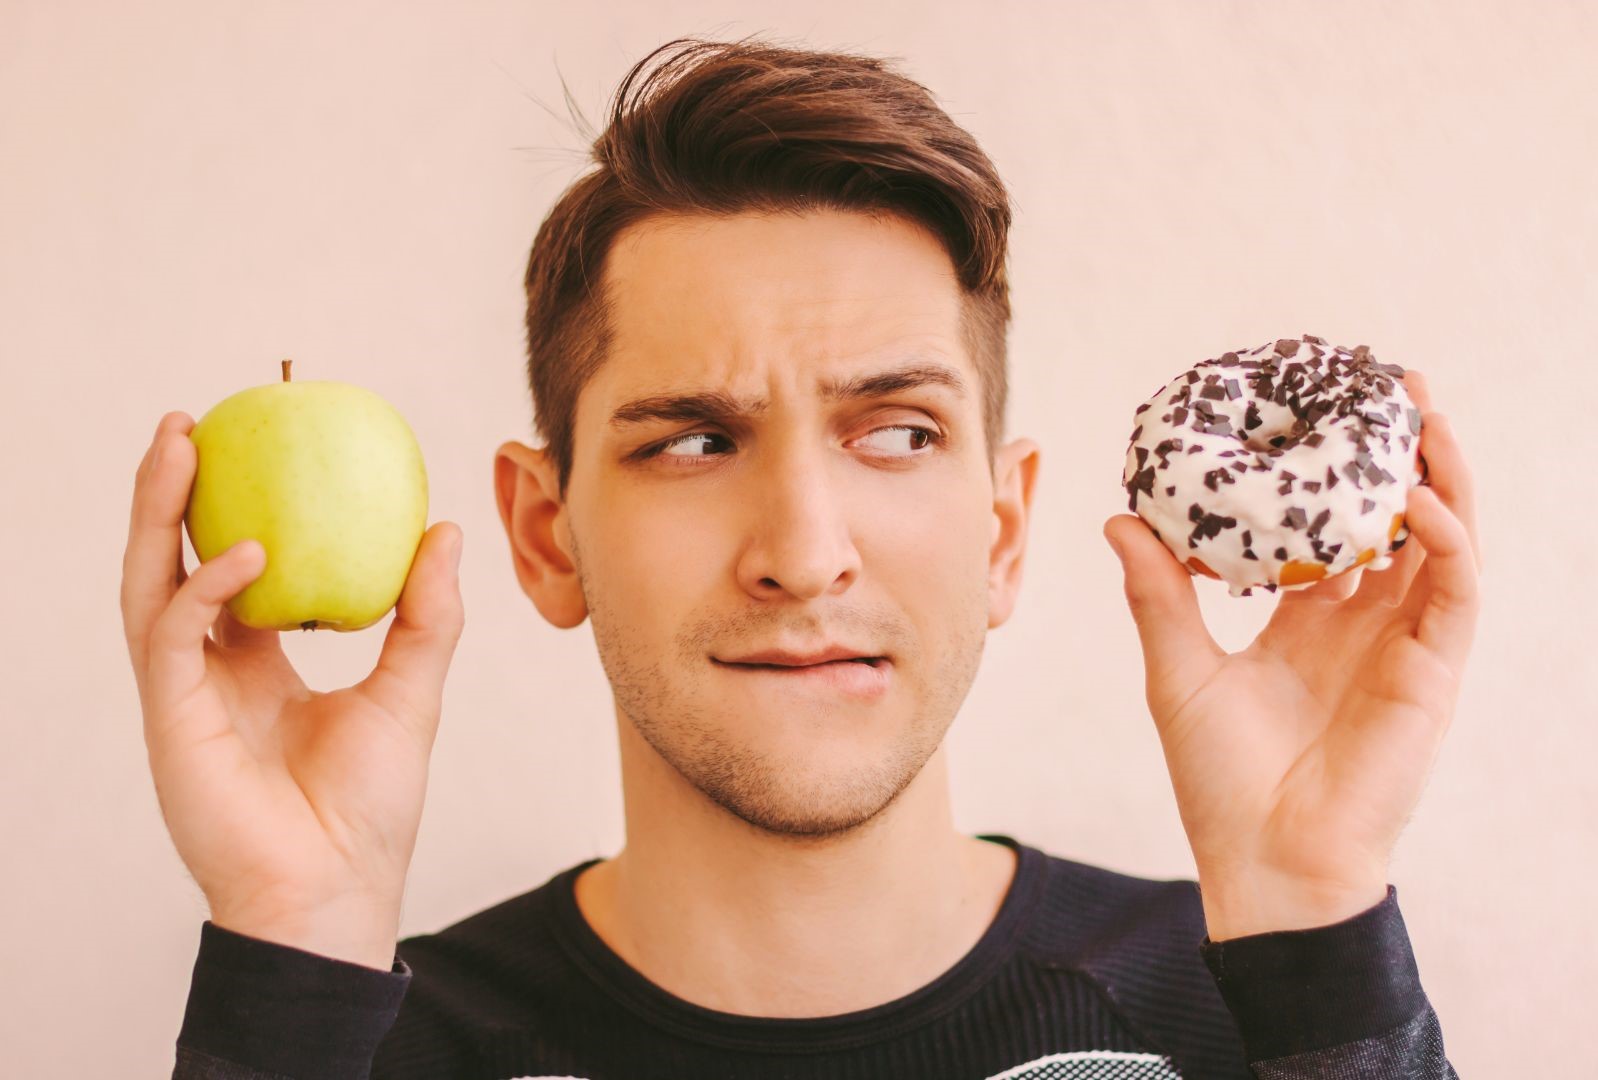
[{"left": 586, "top": 208, "right": 970, "bottom": 403}]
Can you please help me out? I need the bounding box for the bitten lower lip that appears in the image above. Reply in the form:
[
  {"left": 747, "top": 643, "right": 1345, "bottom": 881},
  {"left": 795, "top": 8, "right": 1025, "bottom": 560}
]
[{"left": 712, "top": 658, "right": 891, "bottom": 699}]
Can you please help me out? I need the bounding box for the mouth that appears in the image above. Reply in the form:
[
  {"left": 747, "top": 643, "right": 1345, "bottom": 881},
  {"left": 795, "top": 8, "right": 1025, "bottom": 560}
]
[
  {"left": 720, "top": 657, "right": 884, "bottom": 670},
  {"left": 710, "top": 656, "right": 892, "bottom": 698}
]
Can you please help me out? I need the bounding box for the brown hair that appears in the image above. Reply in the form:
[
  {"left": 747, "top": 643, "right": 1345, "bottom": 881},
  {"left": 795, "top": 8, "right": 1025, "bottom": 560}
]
[{"left": 523, "top": 34, "right": 1013, "bottom": 500}]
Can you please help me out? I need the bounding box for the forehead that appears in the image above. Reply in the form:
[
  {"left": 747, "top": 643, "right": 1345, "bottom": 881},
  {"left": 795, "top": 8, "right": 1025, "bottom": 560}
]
[{"left": 588, "top": 208, "right": 968, "bottom": 399}]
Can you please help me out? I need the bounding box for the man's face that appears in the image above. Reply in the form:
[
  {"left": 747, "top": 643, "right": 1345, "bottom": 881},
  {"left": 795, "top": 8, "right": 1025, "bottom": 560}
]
[{"left": 563, "top": 208, "right": 1003, "bottom": 839}]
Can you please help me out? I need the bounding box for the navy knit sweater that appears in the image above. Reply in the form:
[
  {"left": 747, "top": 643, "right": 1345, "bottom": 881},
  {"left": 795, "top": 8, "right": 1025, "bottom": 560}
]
[{"left": 172, "top": 833, "right": 1457, "bottom": 1079}]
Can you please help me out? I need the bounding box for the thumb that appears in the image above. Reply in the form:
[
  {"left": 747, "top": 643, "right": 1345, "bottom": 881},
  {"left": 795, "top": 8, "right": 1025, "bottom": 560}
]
[
  {"left": 360, "top": 522, "right": 466, "bottom": 740},
  {"left": 1103, "top": 514, "right": 1224, "bottom": 696}
]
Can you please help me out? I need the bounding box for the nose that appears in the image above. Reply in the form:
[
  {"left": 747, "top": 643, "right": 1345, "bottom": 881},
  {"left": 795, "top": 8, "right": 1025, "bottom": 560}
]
[{"left": 734, "top": 439, "right": 863, "bottom": 602}]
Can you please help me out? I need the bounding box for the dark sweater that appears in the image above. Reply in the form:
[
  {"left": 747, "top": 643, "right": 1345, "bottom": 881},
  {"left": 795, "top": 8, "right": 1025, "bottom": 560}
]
[{"left": 172, "top": 833, "right": 1457, "bottom": 1079}]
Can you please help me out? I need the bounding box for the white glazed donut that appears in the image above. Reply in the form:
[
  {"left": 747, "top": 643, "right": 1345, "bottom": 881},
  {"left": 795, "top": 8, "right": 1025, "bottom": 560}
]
[{"left": 1121, "top": 334, "right": 1426, "bottom": 597}]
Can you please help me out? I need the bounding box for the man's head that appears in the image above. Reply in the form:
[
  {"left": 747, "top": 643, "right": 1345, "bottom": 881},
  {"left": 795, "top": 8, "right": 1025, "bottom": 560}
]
[{"left": 496, "top": 36, "right": 1038, "bottom": 841}]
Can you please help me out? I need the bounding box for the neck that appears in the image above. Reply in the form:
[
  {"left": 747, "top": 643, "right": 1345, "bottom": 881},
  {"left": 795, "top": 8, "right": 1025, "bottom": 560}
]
[{"left": 573, "top": 710, "right": 1018, "bottom": 1018}]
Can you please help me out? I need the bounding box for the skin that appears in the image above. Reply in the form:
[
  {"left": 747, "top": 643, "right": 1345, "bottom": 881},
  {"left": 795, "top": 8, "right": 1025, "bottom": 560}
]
[
  {"left": 495, "top": 205, "right": 1483, "bottom": 1013},
  {"left": 122, "top": 199, "right": 1478, "bottom": 1000},
  {"left": 1103, "top": 367, "right": 1483, "bottom": 939},
  {"left": 494, "top": 208, "right": 1039, "bottom": 1015}
]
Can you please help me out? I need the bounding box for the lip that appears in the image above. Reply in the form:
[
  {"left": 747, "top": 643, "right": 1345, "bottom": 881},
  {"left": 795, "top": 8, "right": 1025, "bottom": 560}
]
[
  {"left": 711, "top": 656, "right": 892, "bottom": 700},
  {"left": 721, "top": 644, "right": 881, "bottom": 666}
]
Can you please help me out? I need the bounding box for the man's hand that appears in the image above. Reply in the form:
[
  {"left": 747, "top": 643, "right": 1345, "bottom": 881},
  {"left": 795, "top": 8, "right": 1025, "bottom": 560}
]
[
  {"left": 1103, "top": 370, "right": 1482, "bottom": 941},
  {"left": 122, "top": 411, "right": 467, "bottom": 969}
]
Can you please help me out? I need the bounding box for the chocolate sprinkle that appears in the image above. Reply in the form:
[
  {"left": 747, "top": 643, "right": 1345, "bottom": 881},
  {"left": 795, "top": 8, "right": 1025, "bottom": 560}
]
[{"left": 1122, "top": 333, "right": 1421, "bottom": 592}]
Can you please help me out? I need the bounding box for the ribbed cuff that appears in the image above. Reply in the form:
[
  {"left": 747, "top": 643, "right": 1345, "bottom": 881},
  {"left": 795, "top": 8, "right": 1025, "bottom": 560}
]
[
  {"left": 176, "top": 920, "right": 411, "bottom": 1080},
  {"left": 1198, "top": 884, "right": 1428, "bottom": 1061}
]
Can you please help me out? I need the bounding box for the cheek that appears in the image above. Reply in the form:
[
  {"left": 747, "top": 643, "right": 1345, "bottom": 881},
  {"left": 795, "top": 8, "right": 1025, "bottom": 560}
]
[
  {"left": 590, "top": 490, "right": 735, "bottom": 597},
  {"left": 865, "top": 483, "right": 992, "bottom": 573},
  {"left": 859, "top": 489, "right": 995, "bottom": 642}
]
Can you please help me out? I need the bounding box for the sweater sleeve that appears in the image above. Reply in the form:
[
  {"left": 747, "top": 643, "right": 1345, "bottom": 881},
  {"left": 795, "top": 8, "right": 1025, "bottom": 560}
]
[
  {"left": 1198, "top": 885, "right": 1459, "bottom": 1079},
  {"left": 171, "top": 920, "right": 411, "bottom": 1080}
]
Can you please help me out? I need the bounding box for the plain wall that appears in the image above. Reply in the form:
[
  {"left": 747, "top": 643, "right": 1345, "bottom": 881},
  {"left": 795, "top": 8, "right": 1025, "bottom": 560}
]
[{"left": 3, "top": 1, "right": 1594, "bottom": 1075}]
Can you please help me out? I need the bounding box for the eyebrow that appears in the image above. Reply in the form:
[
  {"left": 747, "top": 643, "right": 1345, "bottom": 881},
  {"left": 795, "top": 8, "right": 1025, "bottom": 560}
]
[{"left": 606, "top": 361, "right": 968, "bottom": 430}]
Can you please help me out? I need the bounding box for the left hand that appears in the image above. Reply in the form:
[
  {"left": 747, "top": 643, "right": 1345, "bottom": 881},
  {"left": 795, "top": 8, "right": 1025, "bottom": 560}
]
[{"left": 1103, "top": 370, "right": 1482, "bottom": 940}]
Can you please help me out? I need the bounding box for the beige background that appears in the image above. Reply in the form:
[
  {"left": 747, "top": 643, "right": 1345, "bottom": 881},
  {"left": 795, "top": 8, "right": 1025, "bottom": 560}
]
[{"left": 3, "top": 1, "right": 1593, "bottom": 1076}]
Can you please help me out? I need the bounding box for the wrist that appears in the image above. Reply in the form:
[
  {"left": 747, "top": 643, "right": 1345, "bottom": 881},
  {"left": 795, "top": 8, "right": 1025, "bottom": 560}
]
[
  {"left": 209, "top": 898, "right": 400, "bottom": 971},
  {"left": 1197, "top": 866, "right": 1389, "bottom": 942}
]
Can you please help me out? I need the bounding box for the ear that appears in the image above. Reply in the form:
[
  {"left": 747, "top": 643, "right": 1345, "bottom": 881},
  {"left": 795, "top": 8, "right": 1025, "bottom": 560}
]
[
  {"left": 494, "top": 441, "right": 588, "bottom": 629},
  {"left": 987, "top": 437, "right": 1041, "bottom": 629}
]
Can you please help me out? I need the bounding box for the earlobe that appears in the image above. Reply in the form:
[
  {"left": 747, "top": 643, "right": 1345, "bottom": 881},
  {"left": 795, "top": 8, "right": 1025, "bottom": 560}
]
[{"left": 494, "top": 441, "right": 589, "bottom": 629}]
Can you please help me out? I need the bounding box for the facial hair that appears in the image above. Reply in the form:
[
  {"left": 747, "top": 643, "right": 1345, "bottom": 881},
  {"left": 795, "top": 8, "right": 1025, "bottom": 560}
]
[{"left": 568, "top": 527, "right": 989, "bottom": 843}]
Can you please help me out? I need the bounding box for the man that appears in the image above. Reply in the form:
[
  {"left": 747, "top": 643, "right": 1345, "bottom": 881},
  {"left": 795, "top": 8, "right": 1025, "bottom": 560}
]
[{"left": 123, "top": 35, "right": 1479, "bottom": 1080}]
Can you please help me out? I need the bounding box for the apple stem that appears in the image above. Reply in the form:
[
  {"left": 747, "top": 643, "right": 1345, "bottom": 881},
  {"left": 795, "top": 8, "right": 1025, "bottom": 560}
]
[{"left": 282, "top": 359, "right": 293, "bottom": 382}]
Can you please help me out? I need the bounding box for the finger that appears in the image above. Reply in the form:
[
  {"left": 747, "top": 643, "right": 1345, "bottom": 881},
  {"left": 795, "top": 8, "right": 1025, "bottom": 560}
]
[
  {"left": 1399, "top": 369, "right": 1436, "bottom": 487},
  {"left": 144, "top": 539, "right": 268, "bottom": 724},
  {"left": 1103, "top": 515, "right": 1225, "bottom": 714},
  {"left": 122, "top": 412, "right": 196, "bottom": 671},
  {"left": 1397, "top": 485, "right": 1480, "bottom": 675},
  {"left": 1401, "top": 368, "right": 1433, "bottom": 412},
  {"left": 1411, "top": 411, "right": 1482, "bottom": 574},
  {"left": 1350, "top": 520, "right": 1424, "bottom": 608},
  {"left": 357, "top": 523, "right": 466, "bottom": 743},
  {"left": 212, "top": 603, "right": 284, "bottom": 652}
]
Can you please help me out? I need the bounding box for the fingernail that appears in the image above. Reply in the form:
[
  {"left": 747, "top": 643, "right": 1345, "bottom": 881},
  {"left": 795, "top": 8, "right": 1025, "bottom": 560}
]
[{"left": 450, "top": 533, "right": 464, "bottom": 571}]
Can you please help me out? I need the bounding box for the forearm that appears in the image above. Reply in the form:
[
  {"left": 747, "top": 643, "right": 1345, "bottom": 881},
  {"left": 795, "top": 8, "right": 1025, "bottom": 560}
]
[
  {"left": 172, "top": 921, "right": 410, "bottom": 1080},
  {"left": 1199, "top": 885, "right": 1459, "bottom": 1078}
]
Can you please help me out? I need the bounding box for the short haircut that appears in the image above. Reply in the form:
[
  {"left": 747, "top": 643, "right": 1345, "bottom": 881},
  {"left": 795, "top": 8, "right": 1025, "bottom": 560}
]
[{"left": 523, "top": 34, "right": 1014, "bottom": 500}]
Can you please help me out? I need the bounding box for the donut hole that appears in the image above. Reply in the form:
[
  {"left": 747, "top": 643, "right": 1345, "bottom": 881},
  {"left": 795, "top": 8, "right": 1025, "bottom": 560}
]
[
  {"left": 1241, "top": 424, "right": 1315, "bottom": 456},
  {"left": 1240, "top": 433, "right": 1285, "bottom": 454}
]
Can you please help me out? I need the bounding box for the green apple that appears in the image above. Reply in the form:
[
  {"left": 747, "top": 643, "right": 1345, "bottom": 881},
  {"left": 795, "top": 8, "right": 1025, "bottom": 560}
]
[{"left": 183, "top": 360, "right": 429, "bottom": 632}]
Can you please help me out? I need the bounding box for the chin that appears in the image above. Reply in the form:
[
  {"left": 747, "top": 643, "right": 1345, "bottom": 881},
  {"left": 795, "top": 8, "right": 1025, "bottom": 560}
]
[
  {"left": 684, "top": 722, "right": 936, "bottom": 839},
  {"left": 708, "top": 775, "right": 907, "bottom": 838}
]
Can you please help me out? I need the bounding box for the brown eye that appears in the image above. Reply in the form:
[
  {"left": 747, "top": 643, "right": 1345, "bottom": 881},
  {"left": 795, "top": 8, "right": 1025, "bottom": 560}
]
[
  {"left": 652, "top": 432, "right": 733, "bottom": 459},
  {"left": 858, "top": 424, "right": 941, "bottom": 455}
]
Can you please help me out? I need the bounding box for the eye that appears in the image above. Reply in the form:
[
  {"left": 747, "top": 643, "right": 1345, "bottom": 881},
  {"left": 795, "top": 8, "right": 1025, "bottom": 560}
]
[
  {"left": 640, "top": 422, "right": 945, "bottom": 465},
  {"left": 652, "top": 432, "right": 735, "bottom": 460},
  {"left": 855, "top": 424, "right": 942, "bottom": 455}
]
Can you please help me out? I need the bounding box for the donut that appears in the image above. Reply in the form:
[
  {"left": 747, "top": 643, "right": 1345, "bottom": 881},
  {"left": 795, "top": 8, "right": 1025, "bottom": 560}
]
[{"left": 1121, "top": 334, "right": 1425, "bottom": 598}]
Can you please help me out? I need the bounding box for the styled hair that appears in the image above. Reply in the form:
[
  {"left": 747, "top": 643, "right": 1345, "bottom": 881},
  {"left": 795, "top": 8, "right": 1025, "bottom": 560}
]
[{"left": 523, "top": 34, "right": 1013, "bottom": 500}]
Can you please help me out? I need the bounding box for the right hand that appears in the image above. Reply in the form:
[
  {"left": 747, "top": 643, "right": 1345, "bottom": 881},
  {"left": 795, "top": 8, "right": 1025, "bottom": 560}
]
[{"left": 121, "top": 411, "right": 466, "bottom": 970}]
